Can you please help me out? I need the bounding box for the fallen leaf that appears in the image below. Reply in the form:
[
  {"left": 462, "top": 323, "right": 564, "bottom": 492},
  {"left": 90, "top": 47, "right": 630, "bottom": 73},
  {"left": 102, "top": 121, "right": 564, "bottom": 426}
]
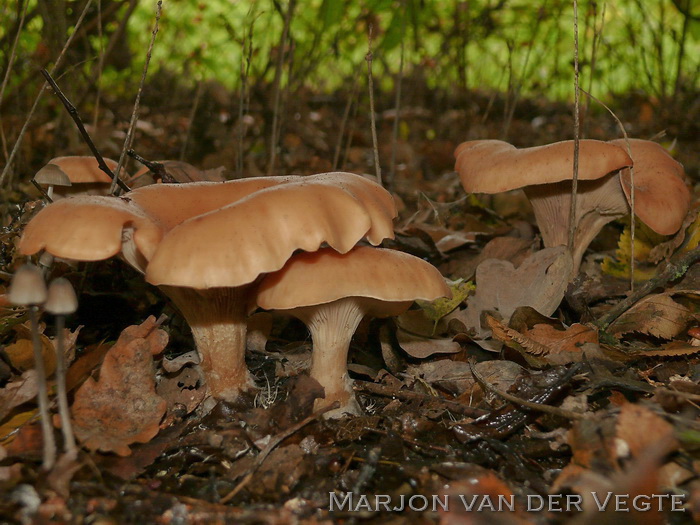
[
  {"left": 0, "top": 370, "right": 38, "bottom": 421},
  {"left": 395, "top": 328, "right": 461, "bottom": 359},
  {"left": 609, "top": 293, "right": 693, "bottom": 339},
  {"left": 451, "top": 246, "right": 572, "bottom": 346},
  {"left": 70, "top": 317, "right": 168, "bottom": 456},
  {"left": 416, "top": 279, "right": 474, "bottom": 330}
]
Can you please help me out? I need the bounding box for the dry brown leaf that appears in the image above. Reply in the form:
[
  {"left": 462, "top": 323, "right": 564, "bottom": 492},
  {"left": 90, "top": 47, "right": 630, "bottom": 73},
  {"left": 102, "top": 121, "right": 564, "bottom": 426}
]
[
  {"left": 635, "top": 341, "right": 700, "bottom": 357},
  {"left": 5, "top": 329, "right": 56, "bottom": 376},
  {"left": 0, "top": 370, "right": 38, "bottom": 421},
  {"left": 71, "top": 317, "right": 168, "bottom": 456},
  {"left": 616, "top": 403, "right": 678, "bottom": 458},
  {"left": 396, "top": 327, "right": 461, "bottom": 359},
  {"left": 525, "top": 323, "right": 598, "bottom": 353},
  {"left": 452, "top": 246, "right": 572, "bottom": 345},
  {"left": 609, "top": 293, "right": 692, "bottom": 339}
]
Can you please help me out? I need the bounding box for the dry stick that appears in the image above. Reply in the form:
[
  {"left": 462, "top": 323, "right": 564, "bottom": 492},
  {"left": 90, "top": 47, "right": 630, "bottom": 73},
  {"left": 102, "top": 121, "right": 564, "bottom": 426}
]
[
  {"left": 366, "top": 24, "right": 383, "bottom": 187},
  {"left": 579, "top": 87, "right": 636, "bottom": 290},
  {"left": 354, "top": 380, "right": 486, "bottom": 418},
  {"left": 388, "top": 1, "right": 407, "bottom": 192},
  {"left": 267, "top": 0, "right": 296, "bottom": 176},
  {"left": 0, "top": 0, "right": 29, "bottom": 162},
  {"left": 332, "top": 69, "right": 360, "bottom": 171},
  {"left": 0, "top": 0, "right": 94, "bottom": 187},
  {"left": 568, "top": 0, "right": 581, "bottom": 254},
  {"left": 180, "top": 79, "right": 203, "bottom": 161},
  {"left": 110, "top": 0, "right": 162, "bottom": 195},
  {"left": 597, "top": 245, "right": 700, "bottom": 330},
  {"left": 469, "top": 362, "right": 584, "bottom": 421},
  {"left": 219, "top": 401, "right": 340, "bottom": 504},
  {"left": 91, "top": 0, "right": 105, "bottom": 131},
  {"left": 582, "top": 2, "right": 606, "bottom": 136},
  {"left": 40, "top": 70, "right": 130, "bottom": 192},
  {"left": 237, "top": 9, "right": 256, "bottom": 178}
]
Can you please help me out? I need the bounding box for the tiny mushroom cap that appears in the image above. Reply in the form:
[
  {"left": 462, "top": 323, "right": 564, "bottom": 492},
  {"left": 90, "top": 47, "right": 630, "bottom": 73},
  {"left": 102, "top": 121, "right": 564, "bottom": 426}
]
[
  {"left": 45, "top": 278, "right": 78, "bottom": 315},
  {"left": 255, "top": 246, "right": 451, "bottom": 418},
  {"left": 8, "top": 264, "right": 48, "bottom": 306},
  {"left": 610, "top": 138, "right": 690, "bottom": 236},
  {"left": 454, "top": 139, "right": 634, "bottom": 276},
  {"left": 34, "top": 164, "right": 72, "bottom": 199}
]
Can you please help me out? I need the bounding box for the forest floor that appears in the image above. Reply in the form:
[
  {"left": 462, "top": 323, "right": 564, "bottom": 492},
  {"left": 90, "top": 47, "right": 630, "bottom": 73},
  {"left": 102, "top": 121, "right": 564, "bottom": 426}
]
[{"left": 0, "top": 79, "right": 699, "bottom": 524}]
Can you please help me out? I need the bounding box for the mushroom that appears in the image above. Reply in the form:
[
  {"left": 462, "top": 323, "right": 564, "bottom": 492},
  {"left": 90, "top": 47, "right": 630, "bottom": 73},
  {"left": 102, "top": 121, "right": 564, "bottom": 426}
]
[
  {"left": 254, "top": 247, "right": 451, "bottom": 417},
  {"left": 454, "top": 139, "right": 634, "bottom": 275},
  {"left": 8, "top": 264, "right": 55, "bottom": 470},
  {"left": 609, "top": 138, "right": 690, "bottom": 236},
  {"left": 19, "top": 172, "right": 397, "bottom": 402},
  {"left": 33, "top": 164, "right": 72, "bottom": 199},
  {"left": 45, "top": 277, "right": 79, "bottom": 460},
  {"left": 33, "top": 156, "right": 121, "bottom": 199}
]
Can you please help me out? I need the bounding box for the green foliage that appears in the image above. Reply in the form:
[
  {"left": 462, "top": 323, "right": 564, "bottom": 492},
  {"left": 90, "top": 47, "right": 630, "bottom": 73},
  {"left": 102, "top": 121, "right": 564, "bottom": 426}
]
[
  {"left": 1, "top": 0, "right": 698, "bottom": 101},
  {"left": 601, "top": 221, "right": 667, "bottom": 281}
]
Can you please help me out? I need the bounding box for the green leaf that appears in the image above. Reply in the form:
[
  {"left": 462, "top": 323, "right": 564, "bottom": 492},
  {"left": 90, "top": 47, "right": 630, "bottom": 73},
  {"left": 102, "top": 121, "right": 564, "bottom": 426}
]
[{"left": 416, "top": 279, "right": 475, "bottom": 324}]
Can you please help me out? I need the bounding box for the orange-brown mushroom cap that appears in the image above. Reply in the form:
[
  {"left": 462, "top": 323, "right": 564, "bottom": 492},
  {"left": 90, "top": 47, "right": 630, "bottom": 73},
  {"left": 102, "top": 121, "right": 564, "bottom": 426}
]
[
  {"left": 455, "top": 139, "right": 633, "bottom": 193},
  {"left": 18, "top": 196, "right": 162, "bottom": 265},
  {"left": 146, "top": 177, "right": 397, "bottom": 289},
  {"left": 610, "top": 139, "right": 690, "bottom": 235},
  {"left": 256, "top": 246, "right": 450, "bottom": 312},
  {"left": 46, "top": 156, "right": 117, "bottom": 184}
]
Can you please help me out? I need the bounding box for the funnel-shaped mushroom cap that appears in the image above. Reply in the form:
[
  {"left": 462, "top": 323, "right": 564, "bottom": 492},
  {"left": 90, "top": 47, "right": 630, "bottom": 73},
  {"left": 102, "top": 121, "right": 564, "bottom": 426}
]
[
  {"left": 455, "top": 139, "right": 633, "bottom": 193},
  {"left": 610, "top": 139, "right": 690, "bottom": 235},
  {"left": 146, "top": 179, "right": 397, "bottom": 289},
  {"left": 256, "top": 246, "right": 451, "bottom": 314},
  {"left": 46, "top": 156, "right": 117, "bottom": 183},
  {"left": 18, "top": 196, "right": 162, "bottom": 264},
  {"left": 128, "top": 176, "right": 296, "bottom": 230}
]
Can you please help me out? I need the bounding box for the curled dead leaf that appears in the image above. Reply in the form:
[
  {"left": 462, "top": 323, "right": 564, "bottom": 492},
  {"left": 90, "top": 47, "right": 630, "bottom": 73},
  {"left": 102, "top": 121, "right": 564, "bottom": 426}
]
[{"left": 71, "top": 317, "right": 168, "bottom": 456}]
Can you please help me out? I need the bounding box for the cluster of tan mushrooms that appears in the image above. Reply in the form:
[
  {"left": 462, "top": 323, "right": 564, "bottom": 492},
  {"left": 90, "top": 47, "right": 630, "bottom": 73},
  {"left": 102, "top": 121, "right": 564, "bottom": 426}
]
[
  {"left": 454, "top": 138, "right": 691, "bottom": 275},
  {"left": 21, "top": 159, "right": 450, "bottom": 417}
]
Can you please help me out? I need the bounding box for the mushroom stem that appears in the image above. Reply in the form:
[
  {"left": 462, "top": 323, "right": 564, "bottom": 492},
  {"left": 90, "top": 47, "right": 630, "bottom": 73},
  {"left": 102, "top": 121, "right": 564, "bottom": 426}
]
[
  {"left": 294, "top": 297, "right": 366, "bottom": 417},
  {"left": 525, "top": 174, "right": 629, "bottom": 275},
  {"left": 29, "top": 306, "right": 57, "bottom": 470},
  {"left": 54, "top": 313, "right": 78, "bottom": 459},
  {"left": 161, "top": 286, "right": 252, "bottom": 402}
]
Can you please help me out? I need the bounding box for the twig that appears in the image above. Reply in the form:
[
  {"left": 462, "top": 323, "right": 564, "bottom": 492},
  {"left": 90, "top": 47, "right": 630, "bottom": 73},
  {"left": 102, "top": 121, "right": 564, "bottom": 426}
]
[
  {"left": 219, "top": 401, "right": 339, "bottom": 504},
  {"left": 0, "top": 0, "right": 94, "bottom": 187},
  {"left": 470, "top": 362, "right": 584, "bottom": 421},
  {"left": 332, "top": 70, "right": 360, "bottom": 171},
  {"left": 596, "top": 245, "right": 700, "bottom": 330},
  {"left": 237, "top": 6, "right": 257, "bottom": 178},
  {"left": 267, "top": 0, "right": 296, "bottom": 176},
  {"left": 111, "top": 0, "right": 162, "bottom": 194},
  {"left": 0, "top": 0, "right": 28, "bottom": 162},
  {"left": 354, "top": 380, "right": 486, "bottom": 418},
  {"left": 568, "top": 0, "right": 581, "bottom": 255},
  {"left": 180, "top": 79, "right": 203, "bottom": 161},
  {"left": 388, "top": 0, "right": 407, "bottom": 192},
  {"left": 579, "top": 88, "right": 635, "bottom": 291},
  {"left": 126, "top": 150, "right": 175, "bottom": 183},
  {"left": 366, "top": 24, "right": 383, "bottom": 187},
  {"left": 40, "top": 69, "right": 130, "bottom": 193}
]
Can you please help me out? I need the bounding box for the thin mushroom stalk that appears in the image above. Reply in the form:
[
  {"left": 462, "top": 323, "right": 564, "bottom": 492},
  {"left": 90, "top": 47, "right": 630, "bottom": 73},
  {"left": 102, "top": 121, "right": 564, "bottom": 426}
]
[
  {"left": 45, "top": 277, "right": 79, "bottom": 460},
  {"left": 8, "top": 265, "right": 56, "bottom": 470},
  {"left": 29, "top": 305, "right": 57, "bottom": 469}
]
